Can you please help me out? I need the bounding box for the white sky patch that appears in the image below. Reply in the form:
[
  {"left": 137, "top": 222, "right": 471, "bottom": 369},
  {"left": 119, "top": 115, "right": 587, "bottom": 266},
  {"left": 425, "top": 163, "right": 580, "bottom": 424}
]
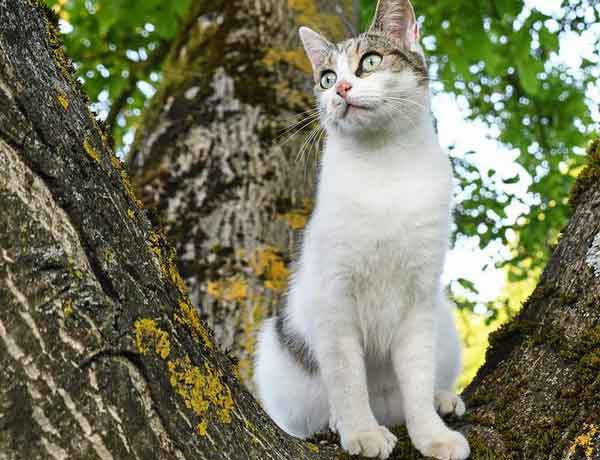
[
  {"left": 587, "top": 233, "right": 600, "bottom": 277},
  {"left": 525, "top": 0, "right": 564, "bottom": 17}
]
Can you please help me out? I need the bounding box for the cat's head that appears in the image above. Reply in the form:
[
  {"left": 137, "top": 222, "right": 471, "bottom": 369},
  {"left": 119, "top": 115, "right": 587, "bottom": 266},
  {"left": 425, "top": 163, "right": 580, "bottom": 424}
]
[{"left": 299, "top": 0, "right": 428, "bottom": 136}]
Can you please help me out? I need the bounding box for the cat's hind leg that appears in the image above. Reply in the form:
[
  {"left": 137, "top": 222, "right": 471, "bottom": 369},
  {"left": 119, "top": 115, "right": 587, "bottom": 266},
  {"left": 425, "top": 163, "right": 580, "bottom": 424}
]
[
  {"left": 434, "top": 391, "right": 466, "bottom": 417},
  {"left": 434, "top": 301, "right": 466, "bottom": 418}
]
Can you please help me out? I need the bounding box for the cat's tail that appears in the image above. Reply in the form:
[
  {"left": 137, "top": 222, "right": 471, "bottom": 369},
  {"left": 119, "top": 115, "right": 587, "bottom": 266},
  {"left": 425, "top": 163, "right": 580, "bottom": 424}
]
[{"left": 253, "top": 317, "right": 328, "bottom": 438}]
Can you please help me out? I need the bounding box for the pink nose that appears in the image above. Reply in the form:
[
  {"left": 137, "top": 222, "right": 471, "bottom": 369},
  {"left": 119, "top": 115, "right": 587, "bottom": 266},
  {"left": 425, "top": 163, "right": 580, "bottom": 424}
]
[{"left": 336, "top": 80, "right": 353, "bottom": 98}]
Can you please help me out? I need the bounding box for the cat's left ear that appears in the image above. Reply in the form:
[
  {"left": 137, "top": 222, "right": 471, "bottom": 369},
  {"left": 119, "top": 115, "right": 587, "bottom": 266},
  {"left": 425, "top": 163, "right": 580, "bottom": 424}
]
[
  {"left": 370, "top": 0, "right": 420, "bottom": 50},
  {"left": 299, "top": 27, "right": 333, "bottom": 70}
]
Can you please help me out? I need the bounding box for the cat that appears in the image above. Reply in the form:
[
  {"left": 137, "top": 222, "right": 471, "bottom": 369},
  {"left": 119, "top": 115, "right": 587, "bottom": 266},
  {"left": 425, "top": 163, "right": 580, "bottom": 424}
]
[{"left": 254, "top": 0, "right": 470, "bottom": 459}]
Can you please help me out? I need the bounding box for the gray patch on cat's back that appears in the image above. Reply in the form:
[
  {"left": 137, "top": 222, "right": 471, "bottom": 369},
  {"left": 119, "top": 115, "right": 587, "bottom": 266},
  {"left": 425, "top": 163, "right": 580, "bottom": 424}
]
[{"left": 586, "top": 232, "right": 600, "bottom": 277}]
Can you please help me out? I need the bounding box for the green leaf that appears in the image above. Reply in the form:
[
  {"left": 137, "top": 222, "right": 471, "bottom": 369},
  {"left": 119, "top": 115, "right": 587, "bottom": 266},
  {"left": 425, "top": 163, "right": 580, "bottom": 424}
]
[
  {"left": 502, "top": 174, "right": 520, "bottom": 184},
  {"left": 457, "top": 278, "right": 480, "bottom": 295}
]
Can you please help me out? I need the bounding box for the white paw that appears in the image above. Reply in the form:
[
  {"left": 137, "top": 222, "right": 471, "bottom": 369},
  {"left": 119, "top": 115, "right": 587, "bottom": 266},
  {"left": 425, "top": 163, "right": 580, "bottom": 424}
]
[
  {"left": 435, "top": 391, "right": 466, "bottom": 417},
  {"left": 416, "top": 429, "right": 470, "bottom": 460},
  {"left": 342, "top": 425, "right": 397, "bottom": 459}
]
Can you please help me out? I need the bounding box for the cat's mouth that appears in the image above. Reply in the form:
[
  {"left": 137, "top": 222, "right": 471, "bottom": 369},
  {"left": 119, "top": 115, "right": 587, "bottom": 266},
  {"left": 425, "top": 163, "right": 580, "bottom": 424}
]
[{"left": 342, "top": 103, "right": 370, "bottom": 118}]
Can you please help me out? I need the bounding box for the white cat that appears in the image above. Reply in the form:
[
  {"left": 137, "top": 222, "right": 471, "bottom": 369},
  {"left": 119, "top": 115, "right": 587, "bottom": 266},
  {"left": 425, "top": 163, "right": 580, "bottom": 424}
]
[{"left": 254, "top": 1, "right": 470, "bottom": 459}]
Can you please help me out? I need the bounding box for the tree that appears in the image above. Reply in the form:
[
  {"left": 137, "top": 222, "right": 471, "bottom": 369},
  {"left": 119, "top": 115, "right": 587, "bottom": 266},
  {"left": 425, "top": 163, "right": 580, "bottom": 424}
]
[
  {"left": 126, "top": 0, "right": 355, "bottom": 384},
  {"left": 0, "top": 2, "right": 336, "bottom": 458},
  {"left": 2, "top": 1, "right": 600, "bottom": 460}
]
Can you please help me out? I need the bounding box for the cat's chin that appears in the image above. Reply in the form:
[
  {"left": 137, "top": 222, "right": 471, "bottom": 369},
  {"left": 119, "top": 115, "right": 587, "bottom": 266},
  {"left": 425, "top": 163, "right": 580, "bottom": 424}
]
[{"left": 332, "top": 111, "right": 391, "bottom": 136}]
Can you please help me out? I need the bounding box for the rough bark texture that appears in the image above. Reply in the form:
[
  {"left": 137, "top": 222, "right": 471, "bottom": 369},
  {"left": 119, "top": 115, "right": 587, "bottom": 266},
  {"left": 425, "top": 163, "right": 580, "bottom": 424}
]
[
  {"left": 0, "top": 1, "right": 341, "bottom": 458},
  {"left": 127, "top": 0, "right": 352, "bottom": 384}
]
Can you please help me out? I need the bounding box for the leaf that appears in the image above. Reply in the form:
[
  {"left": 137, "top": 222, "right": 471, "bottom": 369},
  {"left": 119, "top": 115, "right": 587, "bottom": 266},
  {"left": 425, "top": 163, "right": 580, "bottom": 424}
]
[
  {"left": 502, "top": 174, "right": 520, "bottom": 184},
  {"left": 155, "top": 12, "right": 179, "bottom": 39},
  {"left": 457, "top": 278, "right": 480, "bottom": 295},
  {"left": 495, "top": 0, "right": 521, "bottom": 19}
]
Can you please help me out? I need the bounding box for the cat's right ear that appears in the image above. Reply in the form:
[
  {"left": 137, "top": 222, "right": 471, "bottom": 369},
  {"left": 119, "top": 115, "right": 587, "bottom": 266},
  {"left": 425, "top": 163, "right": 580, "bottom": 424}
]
[{"left": 299, "top": 27, "right": 332, "bottom": 70}]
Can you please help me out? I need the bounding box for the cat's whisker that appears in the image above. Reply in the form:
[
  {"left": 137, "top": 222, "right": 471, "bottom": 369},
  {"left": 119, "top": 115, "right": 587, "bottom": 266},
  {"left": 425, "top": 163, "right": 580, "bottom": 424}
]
[
  {"left": 278, "top": 110, "right": 321, "bottom": 135},
  {"left": 303, "top": 126, "right": 323, "bottom": 183},
  {"left": 356, "top": 94, "right": 427, "bottom": 113},
  {"left": 280, "top": 107, "right": 322, "bottom": 125},
  {"left": 385, "top": 98, "right": 427, "bottom": 111},
  {"left": 296, "top": 123, "right": 322, "bottom": 165},
  {"left": 381, "top": 101, "right": 419, "bottom": 137},
  {"left": 277, "top": 115, "right": 322, "bottom": 147}
]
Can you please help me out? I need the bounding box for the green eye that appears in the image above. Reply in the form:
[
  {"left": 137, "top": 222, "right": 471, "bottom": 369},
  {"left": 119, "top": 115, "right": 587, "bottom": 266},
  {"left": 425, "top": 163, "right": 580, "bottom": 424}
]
[
  {"left": 361, "top": 53, "right": 383, "bottom": 72},
  {"left": 320, "top": 71, "right": 337, "bottom": 89}
]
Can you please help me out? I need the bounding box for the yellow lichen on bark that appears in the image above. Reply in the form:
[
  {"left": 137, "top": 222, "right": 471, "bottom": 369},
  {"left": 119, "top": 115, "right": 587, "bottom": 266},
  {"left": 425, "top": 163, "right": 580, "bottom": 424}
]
[
  {"left": 197, "top": 420, "right": 208, "bottom": 437},
  {"left": 279, "top": 198, "right": 314, "bottom": 230},
  {"left": 569, "top": 424, "right": 598, "bottom": 459},
  {"left": 262, "top": 48, "right": 312, "bottom": 75},
  {"left": 207, "top": 277, "right": 248, "bottom": 302},
  {"left": 288, "top": 0, "right": 344, "bottom": 37},
  {"left": 62, "top": 299, "right": 74, "bottom": 318},
  {"left": 83, "top": 138, "right": 100, "bottom": 163},
  {"left": 176, "top": 298, "right": 213, "bottom": 349},
  {"left": 134, "top": 318, "right": 171, "bottom": 360},
  {"left": 168, "top": 357, "right": 235, "bottom": 431},
  {"left": 237, "top": 296, "right": 267, "bottom": 382},
  {"left": 146, "top": 231, "right": 214, "bottom": 349},
  {"left": 252, "top": 247, "right": 289, "bottom": 292},
  {"left": 56, "top": 91, "right": 69, "bottom": 110}
]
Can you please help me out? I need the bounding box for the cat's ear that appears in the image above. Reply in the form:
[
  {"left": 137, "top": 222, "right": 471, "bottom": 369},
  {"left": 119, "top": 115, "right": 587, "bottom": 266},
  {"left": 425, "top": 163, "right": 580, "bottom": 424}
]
[
  {"left": 299, "top": 27, "right": 333, "bottom": 70},
  {"left": 369, "top": 0, "right": 420, "bottom": 49}
]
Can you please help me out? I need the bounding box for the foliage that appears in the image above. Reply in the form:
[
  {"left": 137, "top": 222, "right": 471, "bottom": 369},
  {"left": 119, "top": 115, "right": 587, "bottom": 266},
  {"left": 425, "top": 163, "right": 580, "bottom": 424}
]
[
  {"left": 362, "top": 0, "right": 599, "bottom": 284},
  {"left": 45, "top": 0, "right": 190, "bottom": 151}
]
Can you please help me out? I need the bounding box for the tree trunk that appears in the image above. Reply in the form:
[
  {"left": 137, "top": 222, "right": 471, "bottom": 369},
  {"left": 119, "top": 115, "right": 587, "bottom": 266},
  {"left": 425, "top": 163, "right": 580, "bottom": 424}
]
[
  {"left": 127, "top": 0, "right": 353, "bottom": 385},
  {"left": 0, "top": 2, "right": 338, "bottom": 458},
  {"left": 2, "top": 1, "right": 600, "bottom": 459},
  {"left": 457, "top": 139, "right": 600, "bottom": 460}
]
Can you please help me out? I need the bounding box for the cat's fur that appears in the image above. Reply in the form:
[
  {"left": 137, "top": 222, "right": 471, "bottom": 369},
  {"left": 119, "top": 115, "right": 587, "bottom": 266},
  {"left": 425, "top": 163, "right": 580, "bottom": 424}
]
[{"left": 254, "top": 1, "right": 470, "bottom": 459}]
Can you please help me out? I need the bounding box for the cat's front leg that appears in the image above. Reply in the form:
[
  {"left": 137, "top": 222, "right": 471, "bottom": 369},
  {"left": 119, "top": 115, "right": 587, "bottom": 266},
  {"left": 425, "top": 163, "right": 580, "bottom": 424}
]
[
  {"left": 316, "top": 331, "right": 397, "bottom": 459},
  {"left": 392, "top": 306, "right": 470, "bottom": 460}
]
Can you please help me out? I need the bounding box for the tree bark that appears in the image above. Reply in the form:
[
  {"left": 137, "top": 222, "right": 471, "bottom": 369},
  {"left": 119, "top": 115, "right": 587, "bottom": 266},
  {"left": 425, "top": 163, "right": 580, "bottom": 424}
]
[
  {"left": 127, "top": 0, "right": 353, "bottom": 385},
  {"left": 2, "top": 1, "right": 600, "bottom": 459},
  {"left": 0, "top": 2, "right": 338, "bottom": 458}
]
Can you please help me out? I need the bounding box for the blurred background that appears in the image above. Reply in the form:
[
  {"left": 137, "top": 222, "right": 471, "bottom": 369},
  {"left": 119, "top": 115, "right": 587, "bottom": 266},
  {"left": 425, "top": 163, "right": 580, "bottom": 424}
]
[{"left": 46, "top": 0, "right": 600, "bottom": 389}]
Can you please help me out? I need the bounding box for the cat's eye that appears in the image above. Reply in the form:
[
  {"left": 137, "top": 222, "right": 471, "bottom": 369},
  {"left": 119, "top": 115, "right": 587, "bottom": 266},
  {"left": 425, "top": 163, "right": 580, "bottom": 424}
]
[
  {"left": 361, "top": 53, "right": 383, "bottom": 73},
  {"left": 320, "top": 71, "right": 337, "bottom": 90}
]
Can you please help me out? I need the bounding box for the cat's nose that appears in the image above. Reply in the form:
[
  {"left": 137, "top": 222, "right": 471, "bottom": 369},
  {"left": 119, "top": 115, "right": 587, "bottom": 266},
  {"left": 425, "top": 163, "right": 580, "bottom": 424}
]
[{"left": 336, "top": 80, "right": 353, "bottom": 98}]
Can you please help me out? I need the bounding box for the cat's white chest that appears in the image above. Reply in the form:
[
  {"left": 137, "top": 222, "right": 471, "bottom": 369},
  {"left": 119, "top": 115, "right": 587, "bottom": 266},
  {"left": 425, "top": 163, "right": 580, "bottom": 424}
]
[{"left": 305, "top": 141, "right": 452, "bottom": 351}]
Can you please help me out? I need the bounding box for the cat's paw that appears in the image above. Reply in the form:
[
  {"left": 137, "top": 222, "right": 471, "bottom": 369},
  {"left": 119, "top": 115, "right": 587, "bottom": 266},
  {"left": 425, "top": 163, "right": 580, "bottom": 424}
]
[
  {"left": 435, "top": 391, "right": 466, "bottom": 417},
  {"left": 415, "top": 429, "right": 470, "bottom": 460},
  {"left": 342, "top": 425, "right": 397, "bottom": 459}
]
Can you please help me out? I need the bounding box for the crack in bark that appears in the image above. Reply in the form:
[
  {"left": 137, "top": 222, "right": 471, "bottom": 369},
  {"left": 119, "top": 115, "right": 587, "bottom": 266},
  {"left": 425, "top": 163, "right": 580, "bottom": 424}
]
[{"left": 86, "top": 351, "right": 189, "bottom": 460}]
